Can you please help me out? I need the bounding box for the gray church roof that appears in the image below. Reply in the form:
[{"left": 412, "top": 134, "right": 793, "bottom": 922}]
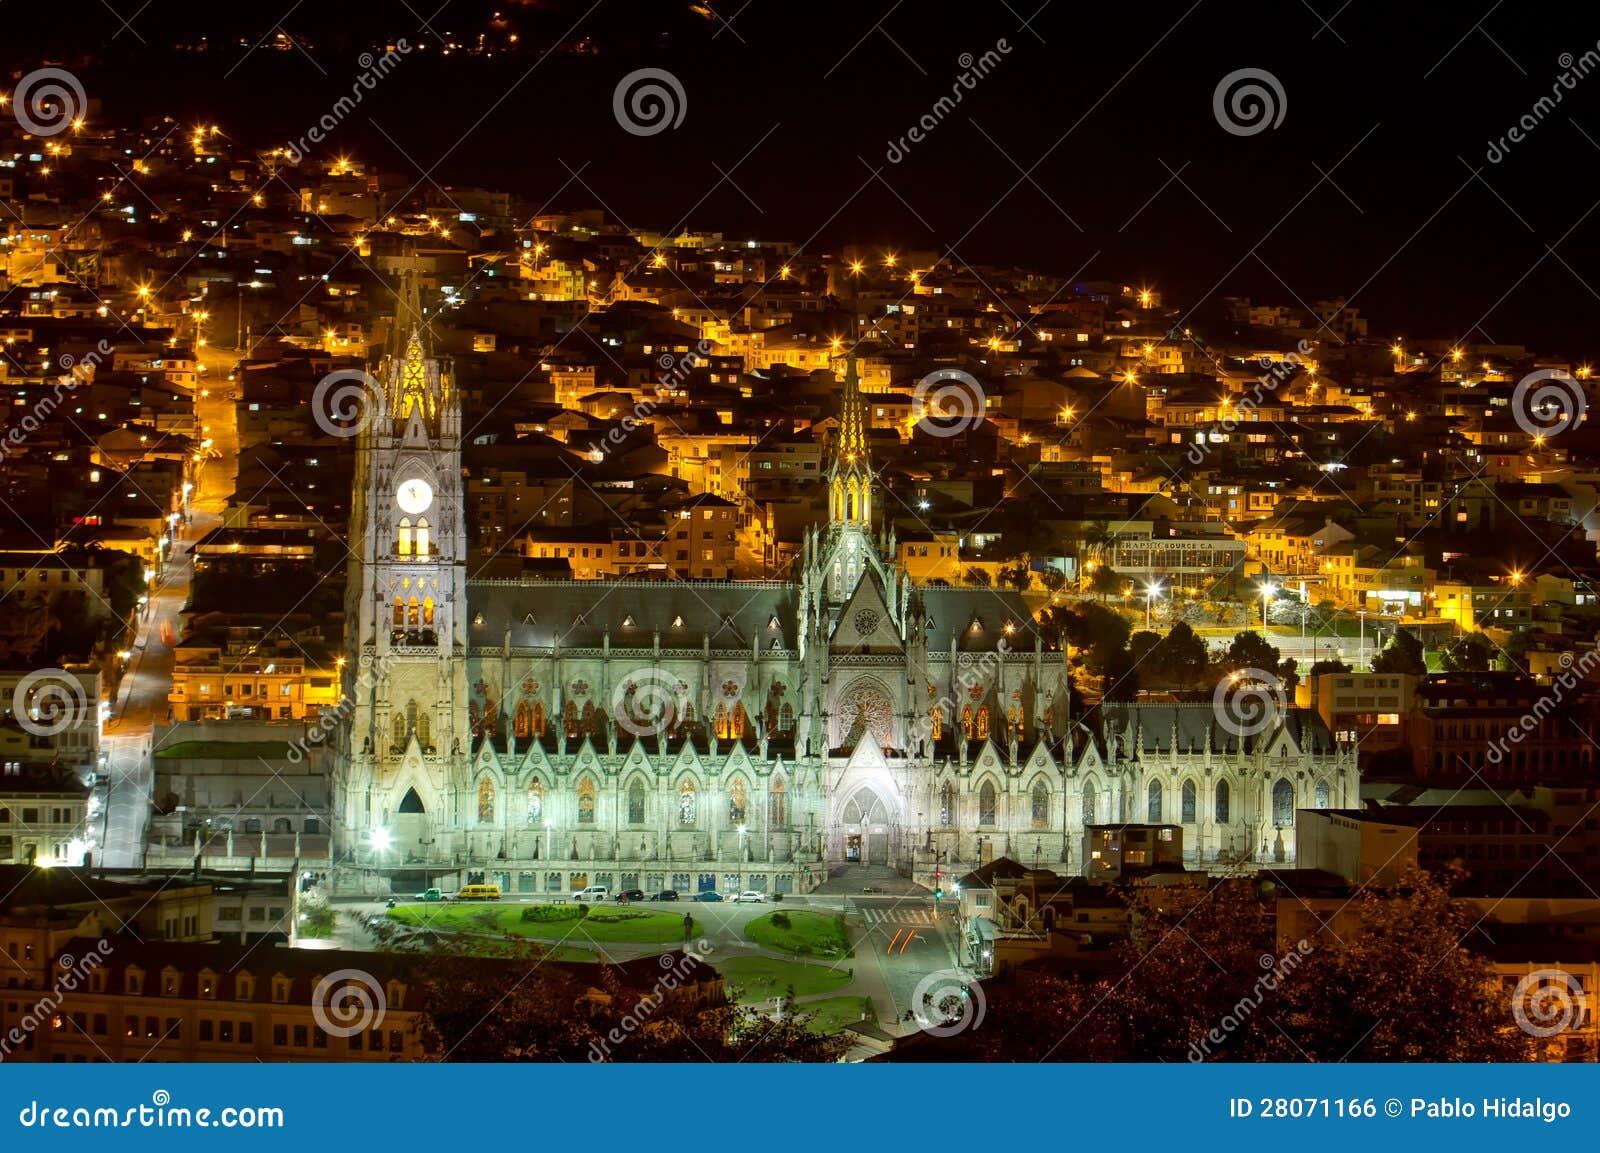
[{"left": 467, "top": 579, "right": 800, "bottom": 651}]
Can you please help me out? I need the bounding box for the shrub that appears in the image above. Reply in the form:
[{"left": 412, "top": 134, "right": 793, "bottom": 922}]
[{"left": 769, "top": 911, "right": 791, "bottom": 930}]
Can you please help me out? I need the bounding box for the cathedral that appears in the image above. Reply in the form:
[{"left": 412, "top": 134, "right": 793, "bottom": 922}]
[{"left": 332, "top": 315, "right": 1358, "bottom": 895}]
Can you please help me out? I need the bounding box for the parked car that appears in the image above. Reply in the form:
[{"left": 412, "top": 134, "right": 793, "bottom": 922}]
[
  {"left": 732, "top": 890, "right": 767, "bottom": 903},
  {"left": 413, "top": 888, "right": 443, "bottom": 902},
  {"left": 614, "top": 889, "right": 646, "bottom": 902},
  {"left": 574, "top": 885, "right": 610, "bottom": 902},
  {"left": 691, "top": 890, "right": 724, "bottom": 902},
  {"left": 650, "top": 889, "right": 681, "bottom": 902}
]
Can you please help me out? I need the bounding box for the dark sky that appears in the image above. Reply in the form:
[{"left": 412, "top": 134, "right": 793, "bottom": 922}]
[{"left": 8, "top": 0, "right": 1600, "bottom": 353}]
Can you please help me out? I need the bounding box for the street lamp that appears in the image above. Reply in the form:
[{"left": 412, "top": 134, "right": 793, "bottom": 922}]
[
  {"left": 1145, "top": 580, "right": 1163, "bottom": 629},
  {"left": 738, "top": 824, "right": 748, "bottom": 892},
  {"left": 543, "top": 819, "right": 552, "bottom": 861},
  {"left": 1259, "top": 582, "right": 1278, "bottom": 630}
]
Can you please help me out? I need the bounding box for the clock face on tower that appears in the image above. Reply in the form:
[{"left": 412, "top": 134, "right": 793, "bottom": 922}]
[{"left": 396, "top": 478, "right": 433, "bottom": 515}]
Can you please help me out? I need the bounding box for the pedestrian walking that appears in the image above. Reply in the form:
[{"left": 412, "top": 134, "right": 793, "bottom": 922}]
[{"left": 683, "top": 912, "right": 693, "bottom": 941}]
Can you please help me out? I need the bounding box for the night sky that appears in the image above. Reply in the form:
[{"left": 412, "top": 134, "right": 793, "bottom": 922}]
[{"left": 7, "top": 0, "right": 1600, "bottom": 352}]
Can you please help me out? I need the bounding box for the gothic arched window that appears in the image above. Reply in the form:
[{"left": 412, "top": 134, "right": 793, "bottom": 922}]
[
  {"left": 563, "top": 701, "right": 579, "bottom": 738},
  {"left": 678, "top": 779, "right": 697, "bottom": 826},
  {"left": 513, "top": 700, "right": 533, "bottom": 739},
  {"left": 1181, "top": 780, "right": 1197, "bottom": 823},
  {"left": 577, "top": 776, "right": 596, "bottom": 824},
  {"left": 770, "top": 778, "right": 787, "bottom": 826},
  {"left": 1215, "top": 779, "right": 1231, "bottom": 823},
  {"left": 929, "top": 704, "right": 942, "bottom": 742},
  {"left": 627, "top": 779, "right": 645, "bottom": 824},
  {"left": 1031, "top": 780, "right": 1049, "bottom": 827},
  {"left": 978, "top": 781, "right": 997, "bottom": 826},
  {"left": 391, "top": 712, "right": 405, "bottom": 749},
  {"left": 392, "top": 597, "right": 405, "bottom": 628},
  {"left": 422, "top": 597, "right": 435, "bottom": 627},
  {"left": 976, "top": 706, "right": 990, "bottom": 740},
  {"left": 939, "top": 781, "right": 956, "bottom": 826},
  {"left": 1272, "top": 778, "right": 1294, "bottom": 827},
  {"left": 728, "top": 778, "right": 747, "bottom": 823},
  {"left": 778, "top": 703, "right": 795, "bottom": 733},
  {"left": 416, "top": 709, "right": 431, "bottom": 749},
  {"left": 397, "top": 518, "right": 412, "bottom": 555},
  {"left": 477, "top": 777, "right": 495, "bottom": 823},
  {"left": 961, "top": 706, "right": 974, "bottom": 740},
  {"left": 1314, "top": 780, "right": 1331, "bottom": 809},
  {"left": 415, "top": 517, "right": 430, "bottom": 557},
  {"left": 1147, "top": 780, "right": 1163, "bottom": 823},
  {"left": 526, "top": 780, "right": 543, "bottom": 823},
  {"left": 1082, "top": 781, "right": 1096, "bottom": 825}
]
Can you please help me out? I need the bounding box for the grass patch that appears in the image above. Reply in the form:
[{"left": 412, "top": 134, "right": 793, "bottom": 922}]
[
  {"left": 154, "top": 740, "right": 294, "bottom": 760},
  {"left": 716, "top": 955, "right": 852, "bottom": 1001},
  {"left": 797, "top": 996, "right": 876, "bottom": 1035},
  {"left": 387, "top": 903, "right": 694, "bottom": 944},
  {"left": 744, "top": 909, "right": 852, "bottom": 958}
]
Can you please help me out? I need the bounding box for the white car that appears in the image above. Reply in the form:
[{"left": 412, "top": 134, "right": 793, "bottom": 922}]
[
  {"left": 732, "top": 890, "right": 767, "bottom": 903},
  {"left": 574, "top": 886, "right": 609, "bottom": 902}
]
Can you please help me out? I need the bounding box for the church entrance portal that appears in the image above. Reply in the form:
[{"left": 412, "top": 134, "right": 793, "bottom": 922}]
[{"left": 394, "top": 787, "right": 430, "bottom": 863}]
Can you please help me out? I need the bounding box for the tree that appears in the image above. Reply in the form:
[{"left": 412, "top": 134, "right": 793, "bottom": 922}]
[
  {"left": 1307, "top": 658, "right": 1351, "bottom": 677},
  {"left": 1128, "top": 630, "right": 1163, "bottom": 673},
  {"left": 1039, "top": 567, "right": 1067, "bottom": 593},
  {"left": 1159, "top": 621, "right": 1210, "bottom": 688},
  {"left": 1218, "top": 630, "right": 1282, "bottom": 677},
  {"left": 1440, "top": 632, "right": 1495, "bottom": 672},
  {"left": 1088, "top": 564, "right": 1122, "bottom": 603},
  {"left": 1371, "top": 627, "right": 1426, "bottom": 675},
  {"left": 963, "top": 566, "right": 992, "bottom": 588},
  {"left": 997, "top": 560, "right": 1031, "bottom": 592}
]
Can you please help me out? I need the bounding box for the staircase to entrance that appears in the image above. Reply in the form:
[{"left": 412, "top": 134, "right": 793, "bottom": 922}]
[{"left": 811, "top": 863, "right": 928, "bottom": 896}]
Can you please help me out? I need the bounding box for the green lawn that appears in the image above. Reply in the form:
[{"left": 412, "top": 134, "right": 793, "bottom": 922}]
[
  {"left": 797, "top": 996, "right": 876, "bottom": 1035},
  {"left": 387, "top": 903, "right": 695, "bottom": 945},
  {"left": 716, "top": 955, "right": 852, "bottom": 1001},
  {"left": 154, "top": 740, "right": 295, "bottom": 760},
  {"left": 743, "top": 910, "right": 853, "bottom": 959}
]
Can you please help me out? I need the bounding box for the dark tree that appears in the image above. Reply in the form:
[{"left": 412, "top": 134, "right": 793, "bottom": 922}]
[{"left": 1371, "top": 628, "right": 1426, "bottom": 675}]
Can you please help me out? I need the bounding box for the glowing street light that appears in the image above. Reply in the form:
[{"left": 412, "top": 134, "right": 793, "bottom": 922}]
[
  {"left": 1259, "top": 582, "right": 1278, "bottom": 629},
  {"left": 1145, "top": 580, "right": 1163, "bottom": 628}
]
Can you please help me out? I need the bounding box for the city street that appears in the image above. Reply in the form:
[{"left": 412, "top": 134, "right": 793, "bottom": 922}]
[{"left": 97, "top": 365, "right": 239, "bottom": 866}]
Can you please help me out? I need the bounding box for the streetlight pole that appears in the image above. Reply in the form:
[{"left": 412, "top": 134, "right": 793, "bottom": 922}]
[{"left": 1358, "top": 609, "right": 1366, "bottom": 670}]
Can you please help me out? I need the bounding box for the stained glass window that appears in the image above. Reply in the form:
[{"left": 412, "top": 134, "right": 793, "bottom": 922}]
[
  {"left": 628, "top": 780, "right": 645, "bottom": 824},
  {"left": 526, "top": 780, "right": 543, "bottom": 823},
  {"left": 728, "top": 778, "right": 747, "bottom": 823},
  {"left": 1215, "top": 780, "right": 1230, "bottom": 823},
  {"left": 1031, "top": 780, "right": 1048, "bottom": 826},
  {"left": 577, "top": 776, "right": 596, "bottom": 824},
  {"left": 838, "top": 683, "right": 894, "bottom": 749},
  {"left": 939, "top": 781, "right": 955, "bottom": 825},
  {"left": 477, "top": 777, "right": 495, "bottom": 824},
  {"left": 770, "top": 778, "right": 787, "bottom": 825},
  {"left": 678, "top": 780, "right": 697, "bottom": 825}
]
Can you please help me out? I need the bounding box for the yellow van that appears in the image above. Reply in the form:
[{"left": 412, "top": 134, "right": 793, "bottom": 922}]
[{"left": 455, "top": 883, "right": 501, "bottom": 901}]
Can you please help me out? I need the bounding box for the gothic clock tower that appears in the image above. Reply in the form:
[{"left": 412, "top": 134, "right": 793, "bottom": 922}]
[{"left": 335, "top": 289, "right": 471, "bottom": 866}]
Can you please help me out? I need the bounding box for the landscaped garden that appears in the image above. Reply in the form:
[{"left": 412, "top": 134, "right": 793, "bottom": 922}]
[
  {"left": 387, "top": 902, "right": 696, "bottom": 946},
  {"left": 715, "top": 954, "right": 853, "bottom": 1001},
  {"left": 743, "top": 909, "right": 853, "bottom": 958}
]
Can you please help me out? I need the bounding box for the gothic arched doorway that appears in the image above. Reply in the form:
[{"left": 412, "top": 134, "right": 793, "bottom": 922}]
[
  {"left": 393, "top": 786, "right": 430, "bottom": 862},
  {"left": 840, "top": 786, "right": 893, "bottom": 865}
]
